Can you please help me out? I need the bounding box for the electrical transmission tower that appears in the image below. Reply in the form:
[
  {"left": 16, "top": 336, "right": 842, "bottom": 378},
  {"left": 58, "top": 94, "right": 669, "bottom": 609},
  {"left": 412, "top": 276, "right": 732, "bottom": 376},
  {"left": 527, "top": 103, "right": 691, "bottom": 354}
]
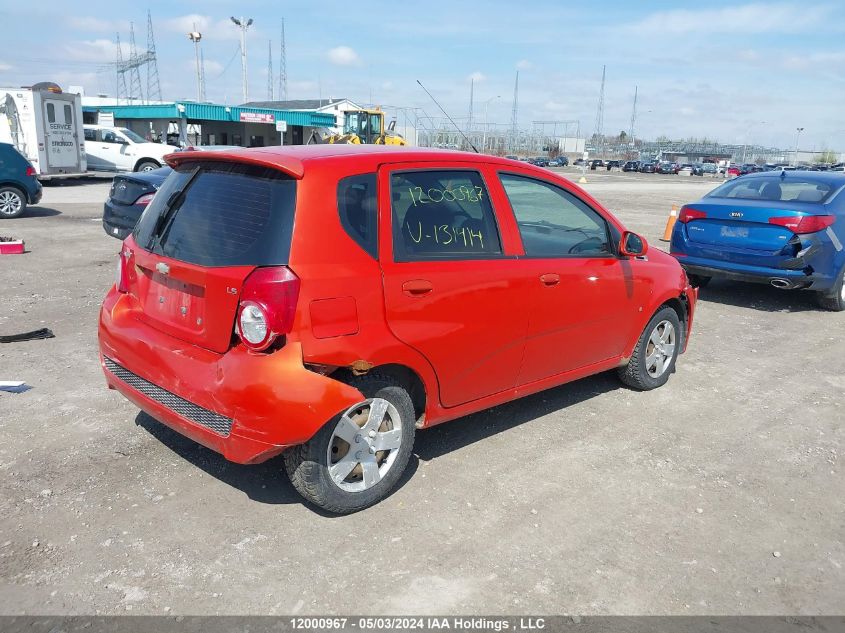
[
  {"left": 115, "top": 33, "right": 128, "bottom": 104},
  {"left": 267, "top": 40, "right": 274, "bottom": 100},
  {"left": 278, "top": 19, "right": 287, "bottom": 101},
  {"left": 199, "top": 50, "right": 207, "bottom": 101},
  {"left": 128, "top": 23, "right": 144, "bottom": 102},
  {"left": 146, "top": 11, "right": 162, "bottom": 102},
  {"left": 115, "top": 14, "right": 162, "bottom": 104},
  {"left": 466, "top": 77, "right": 474, "bottom": 146},
  {"left": 629, "top": 85, "right": 638, "bottom": 146},
  {"left": 593, "top": 65, "right": 605, "bottom": 154},
  {"left": 510, "top": 71, "right": 519, "bottom": 153}
]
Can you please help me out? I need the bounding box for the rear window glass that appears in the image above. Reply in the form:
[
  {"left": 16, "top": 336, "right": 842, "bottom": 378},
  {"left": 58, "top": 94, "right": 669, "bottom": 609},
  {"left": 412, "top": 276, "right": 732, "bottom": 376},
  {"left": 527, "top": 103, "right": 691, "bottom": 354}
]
[
  {"left": 708, "top": 177, "right": 835, "bottom": 203},
  {"left": 390, "top": 170, "right": 502, "bottom": 261},
  {"left": 133, "top": 161, "right": 296, "bottom": 267}
]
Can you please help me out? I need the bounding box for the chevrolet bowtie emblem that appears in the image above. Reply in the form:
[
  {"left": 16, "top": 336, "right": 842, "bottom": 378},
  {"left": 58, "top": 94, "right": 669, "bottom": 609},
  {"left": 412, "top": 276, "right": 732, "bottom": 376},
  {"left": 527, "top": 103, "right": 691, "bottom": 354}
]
[{"left": 156, "top": 262, "right": 170, "bottom": 275}]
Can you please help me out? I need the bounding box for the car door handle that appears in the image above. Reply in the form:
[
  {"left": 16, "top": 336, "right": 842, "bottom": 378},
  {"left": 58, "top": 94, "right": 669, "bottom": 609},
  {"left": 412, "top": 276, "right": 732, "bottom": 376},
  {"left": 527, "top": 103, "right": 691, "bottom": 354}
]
[
  {"left": 539, "top": 273, "right": 560, "bottom": 286},
  {"left": 402, "top": 279, "right": 433, "bottom": 296}
]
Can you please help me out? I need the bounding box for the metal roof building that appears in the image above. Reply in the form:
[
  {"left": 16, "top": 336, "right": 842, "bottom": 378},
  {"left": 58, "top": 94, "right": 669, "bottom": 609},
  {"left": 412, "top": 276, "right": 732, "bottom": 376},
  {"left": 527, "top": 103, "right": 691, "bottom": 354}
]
[{"left": 81, "top": 100, "right": 336, "bottom": 147}]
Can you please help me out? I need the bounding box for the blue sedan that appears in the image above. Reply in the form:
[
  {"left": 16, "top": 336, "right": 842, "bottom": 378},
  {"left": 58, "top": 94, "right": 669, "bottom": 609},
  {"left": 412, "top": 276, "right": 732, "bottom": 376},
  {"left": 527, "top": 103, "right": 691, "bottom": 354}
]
[{"left": 670, "top": 171, "right": 845, "bottom": 311}]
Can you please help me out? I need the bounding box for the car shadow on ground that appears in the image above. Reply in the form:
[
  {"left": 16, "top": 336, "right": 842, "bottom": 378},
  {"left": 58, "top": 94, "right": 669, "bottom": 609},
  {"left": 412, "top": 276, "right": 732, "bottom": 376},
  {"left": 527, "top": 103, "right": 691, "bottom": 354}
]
[
  {"left": 697, "top": 279, "right": 823, "bottom": 313},
  {"left": 414, "top": 372, "right": 620, "bottom": 462},
  {"left": 133, "top": 370, "right": 621, "bottom": 513},
  {"left": 134, "top": 411, "right": 419, "bottom": 515},
  {"left": 19, "top": 206, "right": 62, "bottom": 218}
]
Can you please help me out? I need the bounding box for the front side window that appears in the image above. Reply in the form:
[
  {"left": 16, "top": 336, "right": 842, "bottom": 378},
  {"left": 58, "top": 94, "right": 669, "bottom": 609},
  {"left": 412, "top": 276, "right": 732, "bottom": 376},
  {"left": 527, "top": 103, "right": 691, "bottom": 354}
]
[
  {"left": 338, "top": 173, "right": 378, "bottom": 259},
  {"left": 118, "top": 128, "right": 145, "bottom": 144},
  {"left": 390, "top": 170, "right": 502, "bottom": 261},
  {"left": 500, "top": 174, "right": 611, "bottom": 257},
  {"left": 101, "top": 130, "right": 120, "bottom": 144}
]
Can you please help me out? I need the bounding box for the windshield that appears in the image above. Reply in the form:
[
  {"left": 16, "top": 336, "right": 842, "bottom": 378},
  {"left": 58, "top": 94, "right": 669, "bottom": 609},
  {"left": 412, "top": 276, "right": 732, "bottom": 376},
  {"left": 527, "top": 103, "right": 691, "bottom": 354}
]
[
  {"left": 118, "top": 128, "right": 146, "bottom": 144},
  {"left": 707, "top": 177, "right": 837, "bottom": 203}
]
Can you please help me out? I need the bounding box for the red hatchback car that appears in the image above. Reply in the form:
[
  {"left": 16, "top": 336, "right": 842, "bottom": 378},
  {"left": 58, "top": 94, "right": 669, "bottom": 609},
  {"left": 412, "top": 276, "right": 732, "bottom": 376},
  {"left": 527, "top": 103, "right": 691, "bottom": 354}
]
[{"left": 99, "top": 145, "right": 697, "bottom": 513}]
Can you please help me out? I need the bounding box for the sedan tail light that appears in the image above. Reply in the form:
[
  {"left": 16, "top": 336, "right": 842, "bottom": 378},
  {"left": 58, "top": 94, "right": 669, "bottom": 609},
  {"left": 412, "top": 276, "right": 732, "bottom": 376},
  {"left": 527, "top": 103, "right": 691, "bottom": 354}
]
[
  {"left": 134, "top": 193, "right": 155, "bottom": 207},
  {"left": 25, "top": 166, "right": 36, "bottom": 177},
  {"left": 679, "top": 207, "right": 707, "bottom": 223},
  {"left": 768, "top": 215, "right": 835, "bottom": 234},
  {"left": 236, "top": 266, "right": 301, "bottom": 352}
]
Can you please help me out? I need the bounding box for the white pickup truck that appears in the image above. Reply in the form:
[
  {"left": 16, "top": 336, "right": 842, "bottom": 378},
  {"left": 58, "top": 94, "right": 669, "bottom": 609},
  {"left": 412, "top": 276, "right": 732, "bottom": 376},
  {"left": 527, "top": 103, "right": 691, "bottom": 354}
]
[{"left": 83, "top": 125, "right": 178, "bottom": 172}]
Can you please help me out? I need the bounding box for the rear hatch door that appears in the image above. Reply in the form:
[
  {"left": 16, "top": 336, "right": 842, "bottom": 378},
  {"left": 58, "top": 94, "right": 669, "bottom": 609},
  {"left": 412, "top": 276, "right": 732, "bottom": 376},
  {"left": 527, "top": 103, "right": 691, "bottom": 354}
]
[{"left": 126, "top": 160, "right": 297, "bottom": 353}]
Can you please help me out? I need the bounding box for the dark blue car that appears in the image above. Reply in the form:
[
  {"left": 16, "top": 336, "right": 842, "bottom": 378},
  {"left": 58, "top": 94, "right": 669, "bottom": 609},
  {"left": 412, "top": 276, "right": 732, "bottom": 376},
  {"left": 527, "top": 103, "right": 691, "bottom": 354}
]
[
  {"left": 0, "top": 142, "right": 42, "bottom": 219},
  {"left": 103, "top": 166, "right": 171, "bottom": 239},
  {"left": 670, "top": 171, "right": 845, "bottom": 310}
]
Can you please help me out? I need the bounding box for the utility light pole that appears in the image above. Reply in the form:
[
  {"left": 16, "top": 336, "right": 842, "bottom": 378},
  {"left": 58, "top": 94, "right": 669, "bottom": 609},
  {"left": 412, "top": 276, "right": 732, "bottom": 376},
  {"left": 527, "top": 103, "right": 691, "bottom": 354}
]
[
  {"left": 794, "top": 127, "right": 804, "bottom": 166},
  {"left": 187, "top": 27, "right": 203, "bottom": 101},
  {"left": 741, "top": 120, "right": 766, "bottom": 164},
  {"left": 482, "top": 95, "right": 500, "bottom": 154},
  {"left": 231, "top": 16, "right": 253, "bottom": 103}
]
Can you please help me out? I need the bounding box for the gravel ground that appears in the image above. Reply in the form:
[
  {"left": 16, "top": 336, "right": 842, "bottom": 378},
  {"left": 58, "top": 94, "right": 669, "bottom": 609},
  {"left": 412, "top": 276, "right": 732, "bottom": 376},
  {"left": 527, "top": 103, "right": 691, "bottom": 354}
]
[{"left": 0, "top": 169, "right": 842, "bottom": 616}]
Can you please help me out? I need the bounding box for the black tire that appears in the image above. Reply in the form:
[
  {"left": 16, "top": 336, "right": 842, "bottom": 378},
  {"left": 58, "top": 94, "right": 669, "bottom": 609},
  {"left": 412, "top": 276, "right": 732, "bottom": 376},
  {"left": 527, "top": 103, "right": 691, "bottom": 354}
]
[
  {"left": 618, "top": 306, "right": 682, "bottom": 391},
  {"left": 284, "top": 373, "right": 416, "bottom": 514},
  {"left": 0, "top": 186, "right": 27, "bottom": 219},
  {"left": 816, "top": 268, "right": 845, "bottom": 312},
  {"left": 687, "top": 274, "right": 711, "bottom": 289},
  {"left": 135, "top": 160, "right": 160, "bottom": 173}
]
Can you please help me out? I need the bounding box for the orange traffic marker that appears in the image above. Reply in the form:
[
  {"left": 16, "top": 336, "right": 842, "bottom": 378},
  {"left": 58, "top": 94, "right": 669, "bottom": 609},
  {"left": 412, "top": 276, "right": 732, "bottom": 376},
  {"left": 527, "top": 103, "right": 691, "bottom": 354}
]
[{"left": 660, "top": 204, "right": 678, "bottom": 242}]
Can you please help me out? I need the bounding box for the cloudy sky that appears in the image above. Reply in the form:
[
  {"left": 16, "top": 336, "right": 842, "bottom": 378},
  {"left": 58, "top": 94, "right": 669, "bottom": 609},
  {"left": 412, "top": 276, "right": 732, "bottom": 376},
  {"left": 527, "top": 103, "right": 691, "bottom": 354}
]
[{"left": 2, "top": 1, "right": 844, "bottom": 150}]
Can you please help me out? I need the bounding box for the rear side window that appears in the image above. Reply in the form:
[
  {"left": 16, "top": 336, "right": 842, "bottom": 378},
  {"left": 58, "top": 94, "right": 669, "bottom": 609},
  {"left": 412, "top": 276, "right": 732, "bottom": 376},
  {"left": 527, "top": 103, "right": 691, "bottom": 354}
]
[
  {"left": 133, "top": 161, "right": 296, "bottom": 267},
  {"left": 338, "top": 173, "right": 377, "bottom": 259},
  {"left": 390, "top": 170, "right": 502, "bottom": 261},
  {"left": 708, "top": 177, "right": 834, "bottom": 203}
]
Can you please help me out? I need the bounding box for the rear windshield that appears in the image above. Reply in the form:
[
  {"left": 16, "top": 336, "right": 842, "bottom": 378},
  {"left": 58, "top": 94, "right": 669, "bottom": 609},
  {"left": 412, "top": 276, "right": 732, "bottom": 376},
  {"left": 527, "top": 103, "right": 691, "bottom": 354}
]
[
  {"left": 707, "top": 177, "right": 836, "bottom": 203},
  {"left": 133, "top": 161, "right": 296, "bottom": 267}
]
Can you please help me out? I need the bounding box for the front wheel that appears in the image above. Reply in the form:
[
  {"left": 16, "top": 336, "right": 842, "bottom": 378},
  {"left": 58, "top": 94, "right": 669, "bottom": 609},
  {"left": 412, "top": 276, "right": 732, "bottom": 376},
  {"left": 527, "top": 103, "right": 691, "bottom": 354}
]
[
  {"left": 618, "top": 306, "right": 682, "bottom": 390},
  {"left": 0, "top": 186, "right": 26, "bottom": 218},
  {"left": 284, "top": 374, "right": 416, "bottom": 513},
  {"left": 816, "top": 269, "right": 845, "bottom": 312}
]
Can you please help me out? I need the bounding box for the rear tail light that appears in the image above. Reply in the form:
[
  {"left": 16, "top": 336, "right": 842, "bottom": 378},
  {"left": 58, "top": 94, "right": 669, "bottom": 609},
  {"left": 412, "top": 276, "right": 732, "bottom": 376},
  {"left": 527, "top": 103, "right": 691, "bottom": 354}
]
[
  {"left": 768, "top": 215, "right": 835, "bottom": 234},
  {"left": 25, "top": 166, "right": 35, "bottom": 177},
  {"left": 236, "top": 266, "right": 301, "bottom": 351},
  {"left": 679, "top": 207, "right": 707, "bottom": 223},
  {"left": 134, "top": 193, "right": 155, "bottom": 207},
  {"left": 116, "top": 248, "right": 130, "bottom": 293}
]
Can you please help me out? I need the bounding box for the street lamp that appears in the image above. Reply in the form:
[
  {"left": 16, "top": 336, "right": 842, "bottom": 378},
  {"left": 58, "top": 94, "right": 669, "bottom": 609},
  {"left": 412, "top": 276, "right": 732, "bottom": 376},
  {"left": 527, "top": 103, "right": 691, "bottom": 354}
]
[
  {"left": 794, "top": 127, "right": 804, "bottom": 166},
  {"left": 482, "top": 95, "right": 500, "bottom": 154},
  {"left": 187, "top": 28, "right": 203, "bottom": 102},
  {"left": 231, "top": 16, "right": 254, "bottom": 103}
]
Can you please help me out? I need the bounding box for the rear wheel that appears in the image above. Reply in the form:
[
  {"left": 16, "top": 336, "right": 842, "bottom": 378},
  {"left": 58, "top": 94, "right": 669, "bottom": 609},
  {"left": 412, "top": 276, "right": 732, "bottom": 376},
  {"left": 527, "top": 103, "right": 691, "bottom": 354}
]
[
  {"left": 284, "top": 374, "right": 416, "bottom": 514},
  {"left": 0, "top": 186, "right": 26, "bottom": 219},
  {"left": 618, "top": 306, "right": 682, "bottom": 390},
  {"left": 816, "top": 268, "right": 845, "bottom": 312},
  {"left": 135, "top": 160, "right": 159, "bottom": 173}
]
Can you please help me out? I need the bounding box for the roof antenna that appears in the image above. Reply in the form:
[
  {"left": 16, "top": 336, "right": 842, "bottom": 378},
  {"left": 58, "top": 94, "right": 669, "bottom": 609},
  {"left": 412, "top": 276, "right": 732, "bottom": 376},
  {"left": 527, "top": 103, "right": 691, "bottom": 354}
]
[{"left": 416, "top": 79, "right": 478, "bottom": 153}]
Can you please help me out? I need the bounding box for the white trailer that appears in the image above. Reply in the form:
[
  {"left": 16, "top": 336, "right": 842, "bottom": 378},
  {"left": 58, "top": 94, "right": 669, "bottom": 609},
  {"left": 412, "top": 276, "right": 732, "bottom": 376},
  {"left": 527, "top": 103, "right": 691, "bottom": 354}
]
[{"left": 0, "top": 82, "right": 87, "bottom": 179}]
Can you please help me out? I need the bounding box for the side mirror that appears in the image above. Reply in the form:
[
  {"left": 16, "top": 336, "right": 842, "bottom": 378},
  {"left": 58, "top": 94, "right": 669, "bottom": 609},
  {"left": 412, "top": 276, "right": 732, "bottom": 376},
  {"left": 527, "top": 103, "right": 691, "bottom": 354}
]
[{"left": 620, "top": 231, "right": 648, "bottom": 257}]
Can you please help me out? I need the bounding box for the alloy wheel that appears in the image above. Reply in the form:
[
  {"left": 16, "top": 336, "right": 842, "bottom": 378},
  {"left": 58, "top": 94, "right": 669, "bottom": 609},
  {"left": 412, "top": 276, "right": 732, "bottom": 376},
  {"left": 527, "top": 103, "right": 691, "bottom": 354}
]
[
  {"left": 327, "top": 398, "right": 403, "bottom": 493},
  {"left": 0, "top": 191, "right": 22, "bottom": 216},
  {"left": 645, "top": 320, "right": 676, "bottom": 378}
]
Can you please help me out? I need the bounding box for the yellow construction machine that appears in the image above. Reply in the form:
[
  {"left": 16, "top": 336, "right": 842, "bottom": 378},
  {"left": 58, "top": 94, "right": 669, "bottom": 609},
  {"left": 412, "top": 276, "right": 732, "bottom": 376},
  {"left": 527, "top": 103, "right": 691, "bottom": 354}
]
[{"left": 310, "top": 108, "right": 407, "bottom": 146}]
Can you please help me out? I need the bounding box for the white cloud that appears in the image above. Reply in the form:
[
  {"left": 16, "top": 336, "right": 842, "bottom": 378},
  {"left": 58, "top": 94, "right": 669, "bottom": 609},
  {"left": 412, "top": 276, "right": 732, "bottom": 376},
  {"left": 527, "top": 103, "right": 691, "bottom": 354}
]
[
  {"left": 468, "top": 71, "right": 486, "bottom": 83},
  {"left": 64, "top": 39, "right": 128, "bottom": 63},
  {"left": 68, "top": 17, "right": 130, "bottom": 32},
  {"left": 516, "top": 59, "right": 532, "bottom": 70},
  {"left": 326, "top": 46, "right": 361, "bottom": 66},
  {"left": 632, "top": 3, "right": 831, "bottom": 35},
  {"left": 0, "top": 62, "right": 12, "bottom": 71},
  {"left": 164, "top": 14, "right": 212, "bottom": 33}
]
